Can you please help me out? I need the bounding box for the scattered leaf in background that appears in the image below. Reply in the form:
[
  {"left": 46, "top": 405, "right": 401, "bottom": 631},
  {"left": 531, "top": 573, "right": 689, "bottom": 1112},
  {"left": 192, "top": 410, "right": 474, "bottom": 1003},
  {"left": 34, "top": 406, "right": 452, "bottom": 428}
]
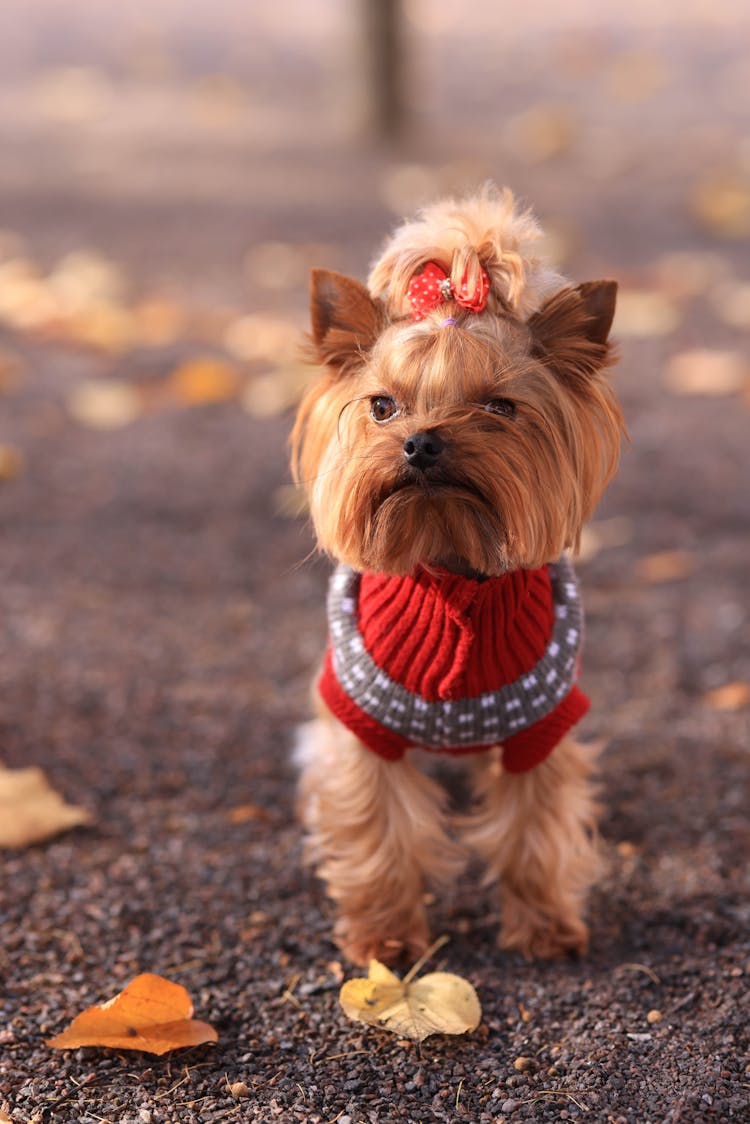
[
  {"left": 703, "top": 681, "right": 750, "bottom": 712},
  {"left": 652, "top": 250, "right": 730, "bottom": 299},
  {"left": 0, "top": 1107, "right": 14, "bottom": 1123},
  {"left": 0, "top": 762, "right": 91, "bottom": 849},
  {"left": 606, "top": 50, "right": 671, "bottom": 103},
  {"left": 0, "top": 347, "right": 24, "bottom": 392},
  {"left": 132, "top": 297, "right": 187, "bottom": 347},
  {"left": 505, "top": 105, "right": 577, "bottom": 163},
  {"left": 168, "top": 356, "right": 242, "bottom": 404},
  {"left": 47, "top": 973, "right": 218, "bottom": 1055},
  {"left": 223, "top": 313, "right": 299, "bottom": 363},
  {"left": 613, "top": 290, "right": 681, "bottom": 337},
  {"left": 380, "top": 164, "right": 441, "bottom": 214},
  {"left": 665, "top": 349, "right": 748, "bottom": 396},
  {"left": 47, "top": 250, "right": 127, "bottom": 314},
  {"left": 0, "top": 259, "right": 59, "bottom": 330},
  {"left": 709, "top": 280, "right": 750, "bottom": 330},
  {"left": 636, "top": 551, "right": 694, "bottom": 584},
  {"left": 241, "top": 364, "right": 309, "bottom": 418},
  {"left": 244, "top": 241, "right": 308, "bottom": 291},
  {"left": 578, "top": 516, "right": 633, "bottom": 563},
  {"left": 67, "top": 379, "right": 142, "bottom": 429},
  {"left": 340, "top": 947, "right": 481, "bottom": 1043},
  {"left": 0, "top": 445, "right": 24, "bottom": 482},
  {"left": 64, "top": 304, "right": 136, "bottom": 353},
  {"left": 691, "top": 171, "right": 750, "bottom": 238},
  {"left": 226, "top": 802, "right": 272, "bottom": 825},
  {"left": 31, "top": 66, "right": 114, "bottom": 124}
]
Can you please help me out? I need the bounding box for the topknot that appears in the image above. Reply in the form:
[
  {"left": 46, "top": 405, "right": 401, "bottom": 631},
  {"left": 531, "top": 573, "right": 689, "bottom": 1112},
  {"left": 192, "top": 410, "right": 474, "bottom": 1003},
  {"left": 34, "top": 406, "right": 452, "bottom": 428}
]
[{"left": 367, "top": 183, "right": 566, "bottom": 322}]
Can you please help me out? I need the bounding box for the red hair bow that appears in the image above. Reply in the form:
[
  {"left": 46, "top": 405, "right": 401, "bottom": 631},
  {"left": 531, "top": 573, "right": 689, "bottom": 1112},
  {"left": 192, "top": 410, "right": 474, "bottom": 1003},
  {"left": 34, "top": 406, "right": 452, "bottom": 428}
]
[{"left": 407, "top": 260, "right": 490, "bottom": 322}]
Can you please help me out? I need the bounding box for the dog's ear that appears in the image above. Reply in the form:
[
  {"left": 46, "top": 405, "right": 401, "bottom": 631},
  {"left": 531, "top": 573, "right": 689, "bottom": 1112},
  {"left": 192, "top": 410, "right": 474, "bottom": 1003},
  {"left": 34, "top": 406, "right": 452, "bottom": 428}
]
[
  {"left": 528, "top": 281, "right": 617, "bottom": 380},
  {"left": 309, "top": 269, "right": 385, "bottom": 373}
]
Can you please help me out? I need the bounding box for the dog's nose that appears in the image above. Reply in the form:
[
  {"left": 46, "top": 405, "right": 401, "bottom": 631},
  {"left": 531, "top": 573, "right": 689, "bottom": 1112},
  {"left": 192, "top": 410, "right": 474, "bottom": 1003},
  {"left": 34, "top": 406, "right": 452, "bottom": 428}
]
[{"left": 403, "top": 431, "right": 446, "bottom": 471}]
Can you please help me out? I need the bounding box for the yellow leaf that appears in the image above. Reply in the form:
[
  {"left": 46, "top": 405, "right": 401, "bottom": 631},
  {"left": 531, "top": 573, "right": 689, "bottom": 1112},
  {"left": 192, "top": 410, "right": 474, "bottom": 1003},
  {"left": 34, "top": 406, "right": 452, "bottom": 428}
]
[
  {"left": 691, "top": 172, "right": 750, "bottom": 238},
  {"left": 703, "top": 681, "right": 750, "bottom": 712},
  {"left": 613, "top": 290, "right": 681, "bottom": 338},
  {"left": 340, "top": 955, "right": 481, "bottom": 1043},
  {"left": 169, "top": 356, "right": 241, "bottom": 404},
  {"left": 665, "top": 349, "right": 749, "bottom": 396},
  {"left": 46, "top": 973, "right": 217, "bottom": 1055},
  {"left": 67, "top": 380, "right": 142, "bottom": 429},
  {"left": 505, "top": 105, "right": 577, "bottom": 163},
  {"left": 0, "top": 762, "right": 91, "bottom": 849}
]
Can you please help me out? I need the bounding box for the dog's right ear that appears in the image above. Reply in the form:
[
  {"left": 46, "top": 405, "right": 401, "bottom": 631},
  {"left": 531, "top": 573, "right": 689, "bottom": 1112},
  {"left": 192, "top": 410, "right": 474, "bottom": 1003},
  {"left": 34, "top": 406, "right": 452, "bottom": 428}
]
[{"left": 309, "top": 269, "right": 385, "bottom": 373}]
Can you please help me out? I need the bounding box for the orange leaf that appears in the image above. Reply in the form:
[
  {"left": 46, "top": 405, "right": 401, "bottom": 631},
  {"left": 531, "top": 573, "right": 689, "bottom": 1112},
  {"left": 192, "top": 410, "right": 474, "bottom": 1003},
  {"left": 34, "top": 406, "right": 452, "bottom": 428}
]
[
  {"left": 703, "top": 681, "right": 750, "bottom": 712},
  {"left": 169, "top": 356, "right": 241, "bottom": 404},
  {"left": 46, "top": 973, "right": 217, "bottom": 1055},
  {"left": 636, "top": 550, "right": 694, "bottom": 584}
]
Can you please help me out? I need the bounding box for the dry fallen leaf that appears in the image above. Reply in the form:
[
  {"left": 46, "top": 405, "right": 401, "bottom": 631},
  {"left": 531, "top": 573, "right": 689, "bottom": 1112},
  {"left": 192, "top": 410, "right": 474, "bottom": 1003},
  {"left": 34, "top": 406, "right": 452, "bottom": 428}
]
[
  {"left": 703, "top": 681, "right": 750, "bottom": 712},
  {"left": 46, "top": 973, "right": 218, "bottom": 1055},
  {"left": 613, "top": 290, "right": 681, "bottom": 338},
  {"left": 505, "top": 105, "right": 577, "bottom": 163},
  {"left": 339, "top": 946, "right": 481, "bottom": 1043},
  {"left": 636, "top": 551, "right": 694, "bottom": 584},
  {"left": 0, "top": 1108, "right": 14, "bottom": 1123},
  {"left": 665, "top": 349, "right": 749, "bottom": 396},
  {"left": 691, "top": 172, "right": 750, "bottom": 239},
  {"left": 67, "top": 379, "right": 142, "bottom": 429},
  {"left": 0, "top": 762, "right": 91, "bottom": 849},
  {"left": 226, "top": 802, "right": 272, "bottom": 825},
  {"left": 0, "top": 445, "right": 24, "bottom": 482},
  {"left": 168, "top": 356, "right": 242, "bottom": 405}
]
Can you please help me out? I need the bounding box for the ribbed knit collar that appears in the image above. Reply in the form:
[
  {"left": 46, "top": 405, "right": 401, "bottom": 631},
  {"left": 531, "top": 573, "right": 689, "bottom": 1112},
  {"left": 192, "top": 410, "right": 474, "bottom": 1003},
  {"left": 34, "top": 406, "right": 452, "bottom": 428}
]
[{"left": 325, "top": 556, "right": 585, "bottom": 752}]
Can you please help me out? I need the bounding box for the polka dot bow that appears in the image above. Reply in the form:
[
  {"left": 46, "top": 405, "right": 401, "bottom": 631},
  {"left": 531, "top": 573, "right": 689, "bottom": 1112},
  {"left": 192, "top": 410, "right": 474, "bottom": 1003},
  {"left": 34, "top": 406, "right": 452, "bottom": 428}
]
[{"left": 406, "top": 260, "right": 491, "bottom": 322}]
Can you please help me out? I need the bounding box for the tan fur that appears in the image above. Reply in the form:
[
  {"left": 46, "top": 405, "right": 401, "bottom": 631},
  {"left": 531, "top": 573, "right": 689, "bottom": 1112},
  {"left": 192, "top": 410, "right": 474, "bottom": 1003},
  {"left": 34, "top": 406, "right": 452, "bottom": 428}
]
[{"left": 291, "top": 187, "right": 625, "bottom": 964}]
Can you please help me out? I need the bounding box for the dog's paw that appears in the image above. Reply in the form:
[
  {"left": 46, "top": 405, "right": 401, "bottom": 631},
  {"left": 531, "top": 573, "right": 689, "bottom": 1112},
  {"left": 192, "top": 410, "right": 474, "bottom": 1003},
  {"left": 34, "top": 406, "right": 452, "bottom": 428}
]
[
  {"left": 335, "top": 915, "right": 430, "bottom": 967},
  {"left": 499, "top": 907, "right": 589, "bottom": 960}
]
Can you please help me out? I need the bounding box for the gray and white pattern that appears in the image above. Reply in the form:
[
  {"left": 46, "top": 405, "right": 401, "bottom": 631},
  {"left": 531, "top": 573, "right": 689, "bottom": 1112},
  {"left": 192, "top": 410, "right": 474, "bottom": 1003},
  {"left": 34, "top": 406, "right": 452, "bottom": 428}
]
[{"left": 327, "top": 557, "right": 584, "bottom": 751}]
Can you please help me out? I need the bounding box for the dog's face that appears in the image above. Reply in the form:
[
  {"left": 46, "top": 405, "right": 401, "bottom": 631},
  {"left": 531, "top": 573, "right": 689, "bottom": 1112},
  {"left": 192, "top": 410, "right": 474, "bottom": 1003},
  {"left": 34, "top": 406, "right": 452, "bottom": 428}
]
[{"left": 293, "top": 270, "right": 624, "bottom": 576}]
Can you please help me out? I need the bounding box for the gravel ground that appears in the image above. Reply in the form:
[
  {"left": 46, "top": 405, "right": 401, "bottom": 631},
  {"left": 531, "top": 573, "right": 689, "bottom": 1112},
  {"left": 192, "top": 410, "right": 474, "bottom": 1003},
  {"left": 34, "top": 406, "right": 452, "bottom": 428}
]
[{"left": 1, "top": 3, "right": 749, "bottom": 1122}]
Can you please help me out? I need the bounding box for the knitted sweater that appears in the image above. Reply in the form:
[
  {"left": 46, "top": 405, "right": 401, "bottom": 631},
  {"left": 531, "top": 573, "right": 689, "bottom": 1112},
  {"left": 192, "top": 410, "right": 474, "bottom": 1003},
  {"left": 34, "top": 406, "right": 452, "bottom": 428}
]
[{"left": 318, "top": 556, "right": 590, "bottom": 773}]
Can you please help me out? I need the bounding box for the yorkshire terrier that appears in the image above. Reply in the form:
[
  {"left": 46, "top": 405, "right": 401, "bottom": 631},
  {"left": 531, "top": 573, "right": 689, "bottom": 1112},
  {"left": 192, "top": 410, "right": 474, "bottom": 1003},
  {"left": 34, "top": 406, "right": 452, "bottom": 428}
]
[{"left": 292, "top": 185, "right": 624, "bottom": 966}]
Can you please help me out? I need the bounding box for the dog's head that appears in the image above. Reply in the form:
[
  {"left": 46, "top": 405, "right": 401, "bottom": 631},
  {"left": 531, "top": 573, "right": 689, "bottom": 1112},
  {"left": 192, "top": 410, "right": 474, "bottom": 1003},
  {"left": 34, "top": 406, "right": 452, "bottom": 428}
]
[{"left": 292, "top": 188, "right": 624, "bottom": 576}]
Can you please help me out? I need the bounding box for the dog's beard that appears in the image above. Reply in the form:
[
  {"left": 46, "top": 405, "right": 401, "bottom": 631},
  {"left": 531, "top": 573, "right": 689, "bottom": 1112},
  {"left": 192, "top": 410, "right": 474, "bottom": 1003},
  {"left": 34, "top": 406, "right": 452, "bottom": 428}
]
[{"left": 361, "top": 479, "right": 509, "bottom": 576}]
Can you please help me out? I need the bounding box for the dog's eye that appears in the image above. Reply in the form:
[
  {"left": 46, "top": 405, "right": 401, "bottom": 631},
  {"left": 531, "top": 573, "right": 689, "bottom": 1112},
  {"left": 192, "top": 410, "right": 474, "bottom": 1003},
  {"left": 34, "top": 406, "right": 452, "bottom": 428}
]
[
  {"left": 370, "top": 396, "right": 398, "bottom": 422},
  {"left": 485, "top": 397, "right": 516, "bottom": 419}
]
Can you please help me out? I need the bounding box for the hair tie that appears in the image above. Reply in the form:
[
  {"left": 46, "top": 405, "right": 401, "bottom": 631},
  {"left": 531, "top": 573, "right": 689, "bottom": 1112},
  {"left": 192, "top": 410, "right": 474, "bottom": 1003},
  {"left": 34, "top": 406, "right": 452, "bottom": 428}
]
[
  {"left": 407, "top": 260, "right": 490, "bottom": 322},
  {"left": 441, "top": 317, "right": 458, "bottom": 327}
]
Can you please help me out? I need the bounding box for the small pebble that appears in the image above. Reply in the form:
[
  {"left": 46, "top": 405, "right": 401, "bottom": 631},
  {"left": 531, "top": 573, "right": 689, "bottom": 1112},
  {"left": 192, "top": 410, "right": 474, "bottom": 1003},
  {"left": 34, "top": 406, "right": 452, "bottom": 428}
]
[{"left": 647, "top": 1009, "right": 662, "bottom": 1024}]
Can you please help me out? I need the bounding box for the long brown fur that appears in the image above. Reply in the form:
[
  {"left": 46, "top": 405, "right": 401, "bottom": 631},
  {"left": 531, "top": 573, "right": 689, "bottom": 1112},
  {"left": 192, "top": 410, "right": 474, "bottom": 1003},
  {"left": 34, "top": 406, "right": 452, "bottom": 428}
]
[{"left": 291, "top": 186, "right": 625, "bottom": 964}]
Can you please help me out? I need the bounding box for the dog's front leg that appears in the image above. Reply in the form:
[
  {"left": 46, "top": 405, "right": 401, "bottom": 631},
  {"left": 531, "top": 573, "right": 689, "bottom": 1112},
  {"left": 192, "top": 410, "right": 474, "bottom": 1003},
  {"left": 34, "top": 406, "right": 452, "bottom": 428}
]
[
  {"left": 462, "top": 739, "right": 602, "bottom": 959},
  {"left": 295, "top": 712, "right": 464, "bottom": 966}
]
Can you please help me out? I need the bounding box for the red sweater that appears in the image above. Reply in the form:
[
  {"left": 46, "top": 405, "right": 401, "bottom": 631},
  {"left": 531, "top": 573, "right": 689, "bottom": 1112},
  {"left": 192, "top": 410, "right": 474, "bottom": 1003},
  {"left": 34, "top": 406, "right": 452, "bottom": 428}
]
[{"left": 318, "top": 559, "right": 589, "bottom": 773}]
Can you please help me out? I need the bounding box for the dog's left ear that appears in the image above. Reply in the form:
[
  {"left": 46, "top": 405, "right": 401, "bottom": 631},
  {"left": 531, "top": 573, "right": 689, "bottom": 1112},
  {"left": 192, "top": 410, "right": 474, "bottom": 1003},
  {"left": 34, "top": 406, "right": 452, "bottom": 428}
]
[
  {"left": 309, "top": 269, "right": 385, "bottom": 373},
  {"left": 528, "top": 281, "right": 617, "bottom": 380}
]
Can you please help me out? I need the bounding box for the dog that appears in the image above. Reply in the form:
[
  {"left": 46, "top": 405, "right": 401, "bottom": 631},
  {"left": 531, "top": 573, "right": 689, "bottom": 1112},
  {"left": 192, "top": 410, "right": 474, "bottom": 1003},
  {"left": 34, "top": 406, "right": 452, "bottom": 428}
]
[{"left": 291, "top": 185, "right": 624, "bottom": 966}]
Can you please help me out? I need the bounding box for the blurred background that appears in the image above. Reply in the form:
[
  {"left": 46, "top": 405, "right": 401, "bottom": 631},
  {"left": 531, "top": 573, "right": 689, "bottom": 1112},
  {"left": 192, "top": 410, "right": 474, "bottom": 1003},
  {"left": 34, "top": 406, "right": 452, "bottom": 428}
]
[{"left": 1, "top": 3, "right": 749, "bottom": 1117}]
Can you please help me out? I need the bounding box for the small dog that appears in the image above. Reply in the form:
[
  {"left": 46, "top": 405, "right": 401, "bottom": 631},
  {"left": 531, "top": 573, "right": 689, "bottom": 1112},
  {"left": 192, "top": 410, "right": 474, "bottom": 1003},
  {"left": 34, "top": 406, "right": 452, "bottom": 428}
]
[{"left": 292, "top": 185, "right": 624, "bottom": 966}]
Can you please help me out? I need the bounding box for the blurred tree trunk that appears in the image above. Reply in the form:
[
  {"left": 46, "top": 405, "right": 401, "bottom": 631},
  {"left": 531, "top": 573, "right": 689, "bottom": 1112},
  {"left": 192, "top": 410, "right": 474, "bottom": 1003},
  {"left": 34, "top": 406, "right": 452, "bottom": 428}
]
[{"left": 364, "top": 0, "right": 404, "bottom": 139}]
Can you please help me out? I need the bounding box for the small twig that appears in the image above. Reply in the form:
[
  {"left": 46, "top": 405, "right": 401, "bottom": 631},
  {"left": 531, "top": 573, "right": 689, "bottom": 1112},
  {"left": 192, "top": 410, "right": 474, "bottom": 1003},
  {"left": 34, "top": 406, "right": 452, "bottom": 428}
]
[
  {"left": 455, "top": 1078, "right": 464, "bottom": 1110},
  {"left": 524, "top": 1089, "right": 589, "bottom": 1112},
  {"left": 403, "top": 935, "right": 450, "bottom": 985},
  {"left": 279, "top": 972, "right": 303, "bottom": 1008},
  {"left": 616, "top": 962, "right": 661, "bottom": 985}
]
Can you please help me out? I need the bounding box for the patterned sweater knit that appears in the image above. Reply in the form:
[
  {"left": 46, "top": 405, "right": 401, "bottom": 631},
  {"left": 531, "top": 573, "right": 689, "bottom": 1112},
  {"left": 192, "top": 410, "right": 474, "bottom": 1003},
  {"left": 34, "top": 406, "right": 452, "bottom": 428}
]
[{"left": 318, "top": 556, "right": 590, "bottom": 773}]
